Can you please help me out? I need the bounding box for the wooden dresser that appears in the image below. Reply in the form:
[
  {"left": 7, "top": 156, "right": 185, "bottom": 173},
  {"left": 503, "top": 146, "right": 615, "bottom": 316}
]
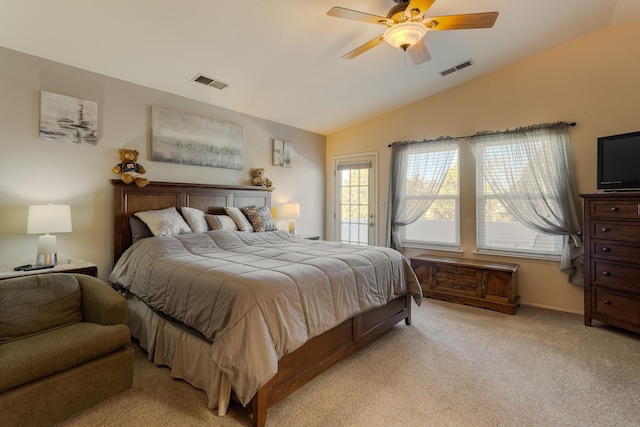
[
  {"left": 410, "top": 255, "right": 519, "bottom": 315},
  {"left": 581, "top": 192, "right": 640, "bottom": 334}
]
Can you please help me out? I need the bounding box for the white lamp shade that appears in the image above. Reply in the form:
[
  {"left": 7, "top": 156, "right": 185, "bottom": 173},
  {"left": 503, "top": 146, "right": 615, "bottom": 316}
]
[
  {"left": 384, "top": 22, "right": 428, "bottom": 50},
  {"left": 27, "top": 204, "right": 72, "bottom": 234},
  {"left": 281, "top": 203, "right": 300, "bottom": 219}
]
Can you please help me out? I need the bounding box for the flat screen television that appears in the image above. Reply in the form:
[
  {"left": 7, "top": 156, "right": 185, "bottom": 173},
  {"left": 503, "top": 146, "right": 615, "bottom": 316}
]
[{"left": 597, "top": 130, "right": 640, "bottom": 191}]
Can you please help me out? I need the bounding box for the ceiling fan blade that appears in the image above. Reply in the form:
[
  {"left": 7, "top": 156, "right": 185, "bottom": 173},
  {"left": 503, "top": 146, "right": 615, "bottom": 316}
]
[
  {"left": 342, "top": 35, "right": 385, "bottom": 59},
  {"left": 408, "top": 39, "right": 431, "bottom": 65},
  {"left": 404, "top": 0, "right": 436, "bottom": 19},
  {"left": 424, "top": 12, "right": 499, "bottom": 31},
  {"left": 327, "top": 7, "right": 389, "bottom": 25}
]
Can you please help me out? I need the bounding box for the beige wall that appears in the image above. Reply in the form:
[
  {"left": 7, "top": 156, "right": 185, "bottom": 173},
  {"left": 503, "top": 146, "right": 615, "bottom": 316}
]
[
  {"left": 326, "top": 22, "right": 640, "bottom": 313},
  {"left": 0, "top": 47, "right": 326, "bottom": 280}
]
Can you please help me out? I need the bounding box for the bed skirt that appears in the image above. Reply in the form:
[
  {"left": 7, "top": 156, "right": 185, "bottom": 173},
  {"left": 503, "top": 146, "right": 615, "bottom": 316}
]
[{"left": 124, "top": 291, "right": 232, "bottom": 415}]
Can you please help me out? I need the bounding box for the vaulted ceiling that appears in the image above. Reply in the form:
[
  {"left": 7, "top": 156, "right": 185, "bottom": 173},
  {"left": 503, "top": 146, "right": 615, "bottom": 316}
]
[{"left": 1, "top": 0, "right": 638, "bottom": 135}]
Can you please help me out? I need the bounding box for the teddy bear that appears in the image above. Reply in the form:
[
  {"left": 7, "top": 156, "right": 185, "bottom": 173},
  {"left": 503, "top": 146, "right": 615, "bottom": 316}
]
[
  {"left": 251, "top": 168, "right": 266, "bottom": 187},
  {"left": 113, "top": 148, "right": 149, "bottom": 187}
]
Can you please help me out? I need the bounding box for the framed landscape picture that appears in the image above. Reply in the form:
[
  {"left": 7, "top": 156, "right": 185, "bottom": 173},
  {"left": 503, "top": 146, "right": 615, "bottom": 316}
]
[
  {"left": 151, "top": 106, "right": 243, "bottom": 170},
  {"left": 39, "top": 91, "right": 98, "bottom": 145}
]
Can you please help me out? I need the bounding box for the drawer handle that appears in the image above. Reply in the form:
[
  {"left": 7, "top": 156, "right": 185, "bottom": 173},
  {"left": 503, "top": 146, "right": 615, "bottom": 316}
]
[
  {"left": 603, "top": 299, "right": 611, "bottom": 305},
  {"left": 601, "top": 227, "right": 609, "bottom": 232},
  {"left": 601, "top": 247, "right": 610, "bottom": 252},
  {"left": 602, "top": 271, "right": 610, "bottom": 276},
  {"left": 611, "top": 207, "right": 618, "bottom": 212},
  {"left": 450, "top": 283, "right": 464, "bottom": 290}
]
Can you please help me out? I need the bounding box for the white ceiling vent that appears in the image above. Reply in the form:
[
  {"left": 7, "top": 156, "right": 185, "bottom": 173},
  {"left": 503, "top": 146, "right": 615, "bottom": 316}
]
[
  {"left": 439, "top": 59, "right": 474, "bottom": 77},
  {"left": 192, "top": 74, "right": 228, "bottom": 90}
]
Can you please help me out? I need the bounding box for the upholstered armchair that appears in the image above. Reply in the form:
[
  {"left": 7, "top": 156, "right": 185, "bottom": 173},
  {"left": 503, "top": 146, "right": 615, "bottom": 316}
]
[{"left": 0, "top": 273, "right": 133, "bottom": 426}]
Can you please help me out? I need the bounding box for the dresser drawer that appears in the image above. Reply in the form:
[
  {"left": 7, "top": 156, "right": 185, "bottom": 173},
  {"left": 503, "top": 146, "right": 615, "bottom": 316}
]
[
  {"left": 591, "top": 221, "right": 640, "bottom": 243},
  {"left": 592, "top": 240, "right": 640, "bottom": 264},
  {"left": 593, "top": 287, "right": 640, "bottom": 324},
  {"left": 592, "top": 260, "right": 640, "bottom": 293},
  {"left": 590, "top": 200, "right": 640, "bottom": 219}
]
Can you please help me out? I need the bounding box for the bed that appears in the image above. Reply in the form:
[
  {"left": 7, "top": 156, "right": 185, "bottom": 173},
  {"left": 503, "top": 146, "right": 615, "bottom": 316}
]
[{"left": 108, "top": 179, "right": 421, "bottom": 427}]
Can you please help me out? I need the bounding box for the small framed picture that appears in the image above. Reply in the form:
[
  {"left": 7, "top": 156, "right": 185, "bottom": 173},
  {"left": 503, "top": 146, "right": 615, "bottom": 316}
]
[{"left": 273, "top": 139, "right": 293, "bottom": 168}]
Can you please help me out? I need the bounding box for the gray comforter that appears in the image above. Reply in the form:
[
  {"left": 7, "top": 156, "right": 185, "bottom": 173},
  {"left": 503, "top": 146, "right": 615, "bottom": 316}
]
[{"left": 109, "top": 230, "right": 421, "bottom": 404}]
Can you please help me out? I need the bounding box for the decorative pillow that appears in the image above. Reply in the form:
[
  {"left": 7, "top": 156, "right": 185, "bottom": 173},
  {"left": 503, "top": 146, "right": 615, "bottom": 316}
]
[
  {"left": 129, "top": 216, "right": 153, "bottom": 243},
  {"left": 205, "top": 214, "right": 239, "bottom": 231},
  {"left": 224, "top": 207, "right": 254, "bottom": 232},
  {"left": 134, "top": 207, "right": 192, "bottom": 237},
  {"left": 181, "top": 207, "right": 209, "bottom": 233},
  {"left": 241, "top": 205, "right": 278, "bottom": 232}
]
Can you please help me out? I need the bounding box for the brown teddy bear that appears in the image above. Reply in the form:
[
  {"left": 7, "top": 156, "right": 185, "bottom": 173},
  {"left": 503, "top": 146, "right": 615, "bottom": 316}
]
[
  {"left": 250, "top": 168, "right": 275, "bottom": 189},
  {"left": 113, "top": 149, "right": 149, "bottom": 187},
  {"left": 251, "top": 168, "right": 266, "bottom": 187}
]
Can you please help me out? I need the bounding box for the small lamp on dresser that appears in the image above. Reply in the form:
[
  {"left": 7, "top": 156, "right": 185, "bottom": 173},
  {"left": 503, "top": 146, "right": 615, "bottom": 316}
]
[
  {"left": 27, "top": 203, "right": 72, "bottom": 266},
  {"left": 281, "top": 203, "right": 300, "bottom": 235}
]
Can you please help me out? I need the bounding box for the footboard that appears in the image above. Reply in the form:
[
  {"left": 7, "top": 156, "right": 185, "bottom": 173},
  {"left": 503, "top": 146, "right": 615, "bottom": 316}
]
[{"left": 252, "top": 295, "right": 411, "bottom": 427}]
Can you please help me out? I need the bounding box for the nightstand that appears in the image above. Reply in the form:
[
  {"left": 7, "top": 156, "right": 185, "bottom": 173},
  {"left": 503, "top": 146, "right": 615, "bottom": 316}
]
[{"left": 0, "top": 259, "right": 98, "bottom": 281}]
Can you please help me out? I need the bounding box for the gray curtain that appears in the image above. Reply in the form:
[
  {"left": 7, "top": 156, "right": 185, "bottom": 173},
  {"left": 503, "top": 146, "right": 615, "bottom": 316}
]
[
  {"left": 386, "top": 138, "right": 458, "bottom": 251},
  {"left": 468, "top": 122, "right": 583, "bottom": 285}
]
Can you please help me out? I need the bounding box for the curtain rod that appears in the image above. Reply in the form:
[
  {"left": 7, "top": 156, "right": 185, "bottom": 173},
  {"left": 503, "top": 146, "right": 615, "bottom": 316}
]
[{"left": 388, "top": 121, "right": 576, "bottom": 147}]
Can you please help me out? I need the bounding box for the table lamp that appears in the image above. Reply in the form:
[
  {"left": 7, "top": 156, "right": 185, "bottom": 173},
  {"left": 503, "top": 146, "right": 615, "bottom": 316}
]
[
  {"left": 27, "top": 203, "right": 72, "bottom": 266},
  {"left": 281, "top": 203, "right": 300, "bottom": 235}
]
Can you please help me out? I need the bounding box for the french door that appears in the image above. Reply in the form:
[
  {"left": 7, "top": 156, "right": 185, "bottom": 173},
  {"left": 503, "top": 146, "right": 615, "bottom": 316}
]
[{"left": 333, "top": 153, "right": 377, "bottom": 245}]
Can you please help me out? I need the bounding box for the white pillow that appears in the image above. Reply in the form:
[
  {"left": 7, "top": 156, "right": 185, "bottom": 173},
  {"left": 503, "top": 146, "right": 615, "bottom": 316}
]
[
  {"left": 205, "top": 214, "right": 239, "bottom": 231},
  {"left": 224, "top": 207, "right": 253, "bottom": 232},
  {"left": 181, "top": 207, "right": 209, "bottom": 233},
  {"left": 134, "top": 207, "right": 192, "bottom": 237}
]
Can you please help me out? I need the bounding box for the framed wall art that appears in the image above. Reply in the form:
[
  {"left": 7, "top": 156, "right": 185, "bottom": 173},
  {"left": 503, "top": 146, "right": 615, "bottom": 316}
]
[
  {"left": 273, "top": 139, "right": 293, "bottom": 168},
  {"left": 39, "top": 91, "right": 98, "bottom": 145},
  {"left": 151, "top": 106, "right": 243, "bottom": 170}
]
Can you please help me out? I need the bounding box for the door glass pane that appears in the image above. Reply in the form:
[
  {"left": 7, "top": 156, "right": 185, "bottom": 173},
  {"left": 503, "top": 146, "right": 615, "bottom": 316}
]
[{"left": 338, "top": 165, "right": 371, "bottom": 245}]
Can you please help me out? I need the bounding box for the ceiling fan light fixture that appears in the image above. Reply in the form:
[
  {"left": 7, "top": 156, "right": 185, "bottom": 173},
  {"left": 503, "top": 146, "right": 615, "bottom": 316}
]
[{"left": 384, "top": 21, "right": 427, "bottom": 51}]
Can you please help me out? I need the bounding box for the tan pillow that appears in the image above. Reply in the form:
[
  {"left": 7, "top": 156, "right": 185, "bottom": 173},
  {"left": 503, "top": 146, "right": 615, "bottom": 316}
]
[
  {"left": 241, "top": 206, "right": 278, "bottom": 232},
  {"left": 224, "top": 207, "right": 253, "bottom": 232},
  {"left": 0, "top": 274, "right": 82, "bottom": 344},
  {"left": 205, "top": 214, "right": 239, "bottom": 231},
  {"left": 181, "top": 207, "right": 209, "bottom": 233},
  {"left": 135, "top": 207, "right": 192, "bottom": 236}
]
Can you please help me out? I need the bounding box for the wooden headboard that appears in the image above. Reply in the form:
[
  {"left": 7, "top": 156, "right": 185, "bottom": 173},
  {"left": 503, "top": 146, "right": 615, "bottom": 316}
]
[{"left": 111, "top": 179, "right": 271, "bottom": 264}]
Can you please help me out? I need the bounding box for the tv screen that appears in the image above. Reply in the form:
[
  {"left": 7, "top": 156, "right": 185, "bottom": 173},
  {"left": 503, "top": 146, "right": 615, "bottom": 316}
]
[{"left": 597, "top": 131, "right": 640, "bottom": 191}]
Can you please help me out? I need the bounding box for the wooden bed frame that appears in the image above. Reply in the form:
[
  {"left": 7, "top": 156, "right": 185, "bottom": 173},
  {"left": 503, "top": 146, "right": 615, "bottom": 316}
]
[{"left": 111, "top": 179, "right": 412, "bottom": 427}]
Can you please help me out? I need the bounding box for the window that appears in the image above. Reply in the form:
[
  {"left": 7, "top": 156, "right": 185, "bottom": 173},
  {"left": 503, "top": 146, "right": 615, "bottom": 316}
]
[
  {"left": 397, "top": 141, "right": 460, "bottom": 249},
  {"left": 472, "top": 133, "right": 567, "bottom": 258}
]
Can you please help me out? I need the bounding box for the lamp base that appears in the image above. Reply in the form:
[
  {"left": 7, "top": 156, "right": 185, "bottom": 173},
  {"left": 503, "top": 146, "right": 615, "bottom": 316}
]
[
  {"left": 288, "top": 220, "right": 297, "bottom": 235},
  {"left": 36, "top": 234, "right": 58, "bottom": 266},
  {"left": 36, "top": 253, "right": 57, "bottom": 267}
]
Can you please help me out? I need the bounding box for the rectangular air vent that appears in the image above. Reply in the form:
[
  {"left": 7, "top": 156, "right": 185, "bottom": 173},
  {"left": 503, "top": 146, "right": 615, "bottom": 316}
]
[
  {"left": 439, "top": 59, "right": 474, "bottom": 77},
  {"left": 192, "top": 74, "right": 228, "bottom": 90}
]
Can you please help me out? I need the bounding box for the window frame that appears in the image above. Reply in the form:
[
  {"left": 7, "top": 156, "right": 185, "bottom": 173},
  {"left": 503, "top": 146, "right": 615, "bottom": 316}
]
[
  {"left": 474, "top": 139, "right": 564, "bottom": 260},
  {"left": 399, "top": 144, "right": 460, "bottom": 251}
]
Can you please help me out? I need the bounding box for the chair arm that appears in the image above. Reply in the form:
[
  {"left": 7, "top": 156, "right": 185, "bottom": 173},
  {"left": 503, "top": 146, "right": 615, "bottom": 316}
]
[{"left": 74, "top": 274, "right": 127, "bottom": 326}]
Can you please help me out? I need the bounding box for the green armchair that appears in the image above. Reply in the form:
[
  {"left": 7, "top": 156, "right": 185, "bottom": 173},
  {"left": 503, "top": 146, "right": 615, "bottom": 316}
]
[{"left": 0, "top": 273, "right": 133, "bottom": 426}]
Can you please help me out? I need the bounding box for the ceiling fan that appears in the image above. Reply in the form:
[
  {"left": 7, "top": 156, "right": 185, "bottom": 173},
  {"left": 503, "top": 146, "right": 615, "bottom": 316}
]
[{"left": 327, "top": 0, "right": 498, "bottom": 65}]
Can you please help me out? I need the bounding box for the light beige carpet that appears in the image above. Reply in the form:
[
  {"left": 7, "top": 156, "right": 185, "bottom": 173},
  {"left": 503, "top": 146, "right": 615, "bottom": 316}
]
[{"left": 59, "top": 299, "right": 640, "bottom": 427}]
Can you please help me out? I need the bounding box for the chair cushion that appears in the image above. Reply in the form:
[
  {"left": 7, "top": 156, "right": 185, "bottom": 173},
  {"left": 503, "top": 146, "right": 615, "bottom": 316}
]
[
  {"left": 0, "top": 321, "right": 131, "bottom": 392},
  {"left": 0, "top": 274, "right": 82, "bottom": 344}
]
